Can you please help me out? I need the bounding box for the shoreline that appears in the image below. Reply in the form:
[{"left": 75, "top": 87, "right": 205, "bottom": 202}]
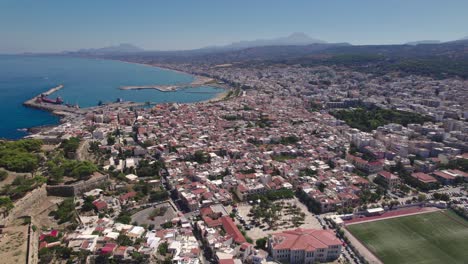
[
  {"left": 19, "top": 58, "right": 237, "bottom": 139},
  {"left": 119, "top": 75, "right": 218, "bottom": 92}
]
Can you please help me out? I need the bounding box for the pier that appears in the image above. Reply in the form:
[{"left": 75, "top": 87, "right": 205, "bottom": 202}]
[
  {"left": 23, "top": 84, "right": 86, "bottom": 115},
  {"left": 23, "top": 85, "right": 145, "bottom": 118}
]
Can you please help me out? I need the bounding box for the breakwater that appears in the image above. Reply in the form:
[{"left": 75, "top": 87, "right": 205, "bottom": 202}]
[{"left": 22, "top": 84, "right": 86, "bottom": 115}]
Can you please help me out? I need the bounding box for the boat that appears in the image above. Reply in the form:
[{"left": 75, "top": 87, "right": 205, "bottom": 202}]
[{"left": 38, "top": 94, "right": 64, "bottom": 105}]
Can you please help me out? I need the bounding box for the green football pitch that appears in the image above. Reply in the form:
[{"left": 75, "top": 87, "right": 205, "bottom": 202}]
[{"left": 347, "top": 210, "right": 468, "bottom": 264}]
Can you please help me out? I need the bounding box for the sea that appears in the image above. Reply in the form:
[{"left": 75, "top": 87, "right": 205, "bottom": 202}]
[{"left": 0, "top": 55, "right": 223, "bottom": 139}]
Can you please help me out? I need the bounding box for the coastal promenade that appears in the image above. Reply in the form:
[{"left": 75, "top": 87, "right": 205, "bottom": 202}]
[{"left": 119, "top": 75, "right": 217, "bottom": 92}]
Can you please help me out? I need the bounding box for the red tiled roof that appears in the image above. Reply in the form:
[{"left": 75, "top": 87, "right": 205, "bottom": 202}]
[
  {"left": 101, "top": 243, "right": 117, "bottom": 254},
  {"left": 93, "top": 200, "right": 108, "bottom": 210},
  {"left": 119, "top": 191, "right": 137, "bottom": 201},
  {"left": 270, "top": 228, "right": 340, "bottom": 251},
  {"left": 432, "top": 171, "right": 456, "bottom": 180},
  {"left": 411, "top": 172, "right": 437, "bottom": 183},
  {"left": 220, "top": 216, "right": 246, "bottom": 244},
  {"left": 448, "top": 169, "right": 468, "bottom": 177},
  {"left": 219, "top": 259, "right": 235, "bottom": 264},
  {"left": 378, "top": 171, "right": 398, "bottom": 180}
]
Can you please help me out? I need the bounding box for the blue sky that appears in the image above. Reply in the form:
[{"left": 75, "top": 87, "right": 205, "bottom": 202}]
[{"left": 1, "top": 0, "right": 467, "bottom": 53}]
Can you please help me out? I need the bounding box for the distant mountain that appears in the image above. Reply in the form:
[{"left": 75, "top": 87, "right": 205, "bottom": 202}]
[
  {"left": 405, "top": 40, "right": 441, "bottom": 45},
  {"left": 202, "top": 33, "right": 327, "bottom": 51},
  {"left": 65, "top": 43, "right": 144, "bottom": 55}
]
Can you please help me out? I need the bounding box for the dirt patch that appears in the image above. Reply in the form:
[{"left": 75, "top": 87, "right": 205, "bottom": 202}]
[{"left": 0, "top": 222, "right": 28, "bottom": 264}]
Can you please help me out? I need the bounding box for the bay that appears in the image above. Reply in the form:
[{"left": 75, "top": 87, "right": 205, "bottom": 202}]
[{"left": 0, "top": 55, "right": 222, "bottom": 139}]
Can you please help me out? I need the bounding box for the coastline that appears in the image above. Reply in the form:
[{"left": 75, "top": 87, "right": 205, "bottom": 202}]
[
  {"left": 19, "top": 58, "right": 236, "bottom": 139},
  {"left": 119, "top": 75, "right": 217, "bottom": 92}
]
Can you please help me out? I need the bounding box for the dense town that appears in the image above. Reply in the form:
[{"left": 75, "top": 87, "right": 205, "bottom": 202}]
[{"left": 0, "top": 62, "right": 467, "bottom": 264}]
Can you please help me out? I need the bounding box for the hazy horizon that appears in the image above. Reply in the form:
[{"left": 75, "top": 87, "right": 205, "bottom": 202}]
[{"left": 1, "top": 0, "right": 467, "bottom": 54}]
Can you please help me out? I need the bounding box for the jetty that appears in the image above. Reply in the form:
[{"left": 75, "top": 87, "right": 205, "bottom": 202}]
[
  {"left": 23, "top": 85, "right": 144, "bottom": 118},
  {"left": 23, "top": 84, "right": 85, "bottom": 115}
]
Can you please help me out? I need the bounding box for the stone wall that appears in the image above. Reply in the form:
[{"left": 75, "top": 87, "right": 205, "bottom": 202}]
[
  {"left": 46, "top": 173, "right": 109, "bottom": 197},
  {"left": 0, "top": 185, "right": 47, "bottom": 225}
]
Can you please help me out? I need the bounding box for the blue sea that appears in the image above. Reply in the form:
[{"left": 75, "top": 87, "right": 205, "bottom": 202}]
[{"left": 0, "top": 55, "right": 223, "bottom": 139}]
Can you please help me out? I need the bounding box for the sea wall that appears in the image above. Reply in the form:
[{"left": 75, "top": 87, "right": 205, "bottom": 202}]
[{"left": 46, "top": 174, "right": 109, "bottom": 197}]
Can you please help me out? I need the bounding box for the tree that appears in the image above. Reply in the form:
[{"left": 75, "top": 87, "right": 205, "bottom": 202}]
[
  {"left": 60, "top": 137, "right": 80, "bottom": 155},
  {"left": 255, "top": 237, "right": 267, "bottom": 250},
  {"left": 0, "top": 196, "right": 14, "bottom": 213},
  {"left": 107, "top": 135, "right": 116, "bottom": 146},
  {"left": 81, "top": 196, "right": 96, "bottom": 212},
  {"left": 116, "top": 211, "right": 132, "bottom": 224},
  {"left": 0, "top": 170, "right": 7, "bottom": 181},
  {"left": 158, "top": 242, "right": 169, "bottom": 255},
  {"left": 192, "top": 150, "right": 211, "bottom": 164},
  {"left": 116, "top": 234, "right": 133, "bottom": 246},
  {"left": 417, "top": 194, "right": 427, "bottom": 202},
  {"left": 433, "top": 193, "right": 450, "bottom": 201}
]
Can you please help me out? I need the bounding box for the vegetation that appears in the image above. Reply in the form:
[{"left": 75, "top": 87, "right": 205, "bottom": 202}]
[
  {"left": 47, "top": 153, "right": 98, "bottom": 183},
  {"left": 0, "top": 139, "right": 42, "bottom": 173},
  {"left": 440, "top": 158, "right": 468, "bottom": 172},
  {"left": 81, "top": 196, "right": 97, "bottom": 212},
  {"left": 279, "top": 135, "right": 300, "bottom": 145},
  {"left": 298, "top": 168, "right": 317, "bottom": 177},
  {"left": 0, "top": 196, "right": 14, "bottom": 213},
  {"left": 271, "top": 154, "right": 296, "bottom": 162},
  {"left": 249, "top": 188, "right": 294, "bottom": 201},
  {"left": 187, "top": 150, "right": 211, "bottom": 164},
  {"left": 51, "top": 198, "right": 76, "bottom": 224},
  {"left": 161, "top": 221, "right": 173, "bottom": 229},
  {"left": 39, "top": 246, "right": 72, "bottom": 264},
  {"left": 433, "top": 193, "right": 450, "bottom": 201},
  {"left": 1, "top": 175, "right": 47, "bottom": 200},
  {"left": 296, "top": 189, "right": 321, "bottom": 214},
  {"left": 347, "top": 211, "right": 468, "bottom": 264},
  {"left": 392, "top": 162, "right": 440, "bottom": 191},
  {"left": 116, "top": 234, "right": 133, "bottom": 246},
  {"left": 149, "top": 206, "right": 168, "bottom": 220},
  {"left": 255, "top": 237, "right": 267, "bottom": 250},
  {"left": 158, "top": 241, "right": 169, "bottom": 255},
  {"left": 60, "top": 137, "right": 80, "bottom": 155},
  {"left": 331, "top": 107, "right": 432, "bottom": 132},
  {"left": 149, "top": 187, "right": 169, "bottom": 202},
  {"left": 116, "top": 211, "right": 132, "bottom": 224},
  {"left": 136, "top": 159, "right": 165, "bottom": 177},
  {"left": 0, "top": 170, "right": 7, "bottom": 181}
]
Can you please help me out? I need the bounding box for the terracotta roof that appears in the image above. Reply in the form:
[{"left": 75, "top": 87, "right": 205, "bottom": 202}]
[
  {"left": 378, "top": 171, "right": 398, "bottom": 180},
  {"left": 119, "top": 191, "right": 137, "bottom": 201},
  {"left": 221, "top": 216, "right": 246, "bottom": 244},
  {"left": 432, "top": 171, "right": 456, "bottom": 180},
  {"left": 218, "top": 259, "right": 235, "bottom": 264},
  {"left": 411, "top": 172, "right": 437, "bottom": 183},
  {"left": 270, "top": 228, "right": 340, "bottom": 251}
]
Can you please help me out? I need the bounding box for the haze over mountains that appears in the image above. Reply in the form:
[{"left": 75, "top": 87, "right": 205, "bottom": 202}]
[
  {"left": 63, "top": 33, "right": 329, "bottom": 55},
  {"left": 202, "top": 32, "right": 327, "bottom": 51},
  {"left": 61, "top": 33, "right": 468, "bottom": 56},
  {"left": 63, "top": 43, "right": 144, "bottom": 55}
]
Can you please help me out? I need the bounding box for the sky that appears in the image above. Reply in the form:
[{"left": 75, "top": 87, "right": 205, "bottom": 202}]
[{"left": 1, "top": 0, "right": 467, "bottom": 53}]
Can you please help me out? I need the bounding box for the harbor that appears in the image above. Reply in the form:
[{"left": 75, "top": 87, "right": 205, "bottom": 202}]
[{"left": 23, "top": 85, "right": 145, "bottom": 118}]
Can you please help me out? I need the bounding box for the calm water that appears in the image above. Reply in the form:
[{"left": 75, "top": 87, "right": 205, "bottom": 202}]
[{"left": 0, "top": 55, "right": 222, "bottom": 139}]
